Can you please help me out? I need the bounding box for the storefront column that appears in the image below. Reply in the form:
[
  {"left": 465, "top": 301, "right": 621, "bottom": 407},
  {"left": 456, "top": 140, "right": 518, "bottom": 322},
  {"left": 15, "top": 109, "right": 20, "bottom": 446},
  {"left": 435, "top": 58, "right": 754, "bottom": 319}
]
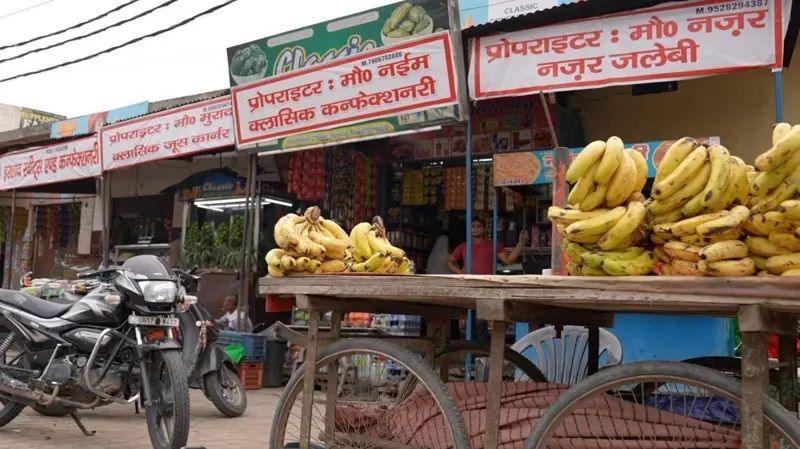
[
  {"left": 773, "top": 68, "right": 784, "bottom": 123},
  {"left": 101, "top": 172, "right": 111, "bottom": 268},
  {"left": 492, "top": 188, "right": 498, "bottom": 276},
  {"left": 3, "top": 189, "right": 16, "bottom": 289},
  {"left": 180, "top": 200, "right": 190, "bottom": 253},
  {"left": 237, "top": 153, "right": 257, "bottom": 330}
]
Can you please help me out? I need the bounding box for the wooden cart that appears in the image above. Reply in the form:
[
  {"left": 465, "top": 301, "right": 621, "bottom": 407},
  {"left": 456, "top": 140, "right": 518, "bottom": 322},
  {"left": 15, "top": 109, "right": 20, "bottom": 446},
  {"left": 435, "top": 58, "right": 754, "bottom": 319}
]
[{"left": 260, "top": 274, "right": 800, "bottom": 449}]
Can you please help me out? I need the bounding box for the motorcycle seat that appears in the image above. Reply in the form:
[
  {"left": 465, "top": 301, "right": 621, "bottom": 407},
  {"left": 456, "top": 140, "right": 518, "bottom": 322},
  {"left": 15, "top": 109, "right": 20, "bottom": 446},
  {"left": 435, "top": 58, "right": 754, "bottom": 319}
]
[{"left": 0, "top": 289, "right": 73, "bottom": 319}]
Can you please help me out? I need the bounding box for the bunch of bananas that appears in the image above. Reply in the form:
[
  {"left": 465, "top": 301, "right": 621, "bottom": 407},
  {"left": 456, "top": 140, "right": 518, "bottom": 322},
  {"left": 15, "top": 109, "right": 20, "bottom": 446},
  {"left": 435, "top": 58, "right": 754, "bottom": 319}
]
[
  {"left": 651, "top": 205, "right": 755, "bottom": 276},
  {"left": 646, "top": 138, "right": 752, "bottom": 225},
  {"left": 743, "top": 123, "right": 800, "bottom": 276},
  {"left": 566, "top": 137, "right": 649, "bottom": 210},
  {"left": 266, "top": 206, "right": 353, "bottom": 277},
  {"left": 349, "top": 216, "right": 413, "bottom": 274}
]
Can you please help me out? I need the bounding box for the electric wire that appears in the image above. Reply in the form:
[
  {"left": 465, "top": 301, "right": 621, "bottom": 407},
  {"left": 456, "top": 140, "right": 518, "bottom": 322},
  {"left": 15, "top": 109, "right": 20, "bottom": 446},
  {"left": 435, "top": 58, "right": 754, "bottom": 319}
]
[
  {"left": 0, "top": 0, "right": 239, "bottom": 83},
  {"left": 0, "top": 0, "right": 142, "bottom": 51},
  {"left": 0, "top": 0, "right": 181, "bottom": 65},
  {"left": 0, "top": 0, "right": 60, "bottom": 22}
]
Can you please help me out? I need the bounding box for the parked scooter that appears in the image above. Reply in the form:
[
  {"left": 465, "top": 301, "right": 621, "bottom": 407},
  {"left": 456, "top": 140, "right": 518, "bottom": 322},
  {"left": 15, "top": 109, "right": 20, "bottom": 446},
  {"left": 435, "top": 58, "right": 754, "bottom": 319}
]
[
  {"left": 0, "top": 255, "right": 192, "bottom": 449},
  {"left": 175, "top": 267, "right": 247, "bottom": 417}
]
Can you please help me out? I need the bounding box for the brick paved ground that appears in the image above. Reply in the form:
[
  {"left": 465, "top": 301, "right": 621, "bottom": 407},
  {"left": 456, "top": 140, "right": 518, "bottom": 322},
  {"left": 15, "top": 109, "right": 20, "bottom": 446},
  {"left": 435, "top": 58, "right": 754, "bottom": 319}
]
[{"left": 0, "top": 388, "right": 283, "bottom": 449}]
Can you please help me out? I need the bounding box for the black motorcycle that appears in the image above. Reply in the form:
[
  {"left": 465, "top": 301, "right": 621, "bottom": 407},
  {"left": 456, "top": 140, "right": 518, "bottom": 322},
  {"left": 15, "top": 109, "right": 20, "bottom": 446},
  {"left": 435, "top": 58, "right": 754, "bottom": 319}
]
[
  {"left": 175, "top": 268, "right": 247, "bottom": 417},
  {"left": 0, "top": 255, "right": 192, "bottom": 449}
]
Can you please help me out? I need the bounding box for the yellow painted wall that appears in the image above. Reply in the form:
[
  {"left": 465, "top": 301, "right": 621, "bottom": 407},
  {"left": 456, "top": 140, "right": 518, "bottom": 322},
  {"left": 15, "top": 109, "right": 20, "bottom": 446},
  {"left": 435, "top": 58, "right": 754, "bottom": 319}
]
[{"left": 578, "top": 67, "right": 800, "bottom": 163}]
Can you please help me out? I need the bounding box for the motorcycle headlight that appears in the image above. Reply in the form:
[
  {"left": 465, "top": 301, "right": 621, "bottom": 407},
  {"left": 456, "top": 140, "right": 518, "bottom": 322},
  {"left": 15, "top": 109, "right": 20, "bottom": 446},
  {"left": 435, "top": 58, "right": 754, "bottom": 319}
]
[{"left": 139, "top": 281, "right": 178, "bottom": 303}]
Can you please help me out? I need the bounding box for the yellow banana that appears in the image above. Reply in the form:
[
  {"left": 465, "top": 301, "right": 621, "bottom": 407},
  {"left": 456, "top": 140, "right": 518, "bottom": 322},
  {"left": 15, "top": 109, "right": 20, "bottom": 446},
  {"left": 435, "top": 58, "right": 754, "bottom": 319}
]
[
  {"left": 763, "top": 211, "right": 800, "bottom": 233},
  {"left": 653, "top": 246, "right": 671, "bottom": 263},
  {"left": 581, "top": 247, "right": 643, "bottom": 268},
  {"left": 653, "top": 145, "right": 708, "bottom": 200},
  {"left": 567, "top": 163, "right": 598, "bottom": 205},
  {"left": 267, "top": 265, "right": 285, "bottom": 278},
  {"left": 274, "top": 214, "right": 302, "bottom": 248},
  {"left": 580, "top": 183, "right": 609, "bottom": 211},
  {"left": 319, "top": 218, "right": 351, "bottom": 243},
  {"left": 605, "top": 149, "right": 638, "bottom": 207},
  {"left": 547, "top": 207, "right": 611, "bottom": 224},
  {"left": 765, "top": 253, "right": 800, "bottom": 274},
  {"left": 628, "top": 192, "right": 646, "bottom": 203},
  {"left": 629, "top": 149, "right": 648, "bottom": 194},
  {"left": 565, "top": 242, "right": 590, "bottom": 262},
  {"left": 718, "top": 159, "right": 748, "bottom": 210},
  {"left": 349, "top": 222, "right": 373, "bottom": 261},
  {"left": 669, "top": 259, "right": 704, "bottom": 276},
  {"left": 566, "top": 261, "right": 582, "bottom": 275},
  {"left": 745, "top": 236, "right": 793, "bottom": 257},
  {"left": 265, "top": 248, "right": 285, "bottom": 268},
  {"left": 773, "top": 122, "right": 792, "bottom": 146},
  {"left": 680, "top": 227, "right": 742, "bottom": 246},
  {"left": 700, "top": 145, "right": 731, "bottom": 208},
  {"left": 743, "top": 214, "right": 771, "bottom": 236},
  {"left": 394, "top": 257, "right": 413, "bottom": 275},
  {"left": 320, "top": 259, "right": 347, "bottom": 273},
  {"left": 698, "top": 258, "right": 756, "bottom": 277},
  {"left": 670, "top": 210, "right": 730, "bottom": 236},
  {"left": 294, "top": 256, "right": 310, "bottom": 271},
  {"left": 655, "top": 137, "right": 697, "bottom": 184},
  {"left": 305, "top": 259, "right": 322, "bottom": 273},
  {"left": 755, "top": 125, "right": 800, "bottom": 172},
  {"left": 758, "top": 270, "right": 776, "bottom": 276},
  {"left": 650, "top": 232, "right": 669, "bottom": 245},
  {"left": 768, "top": 232, "right": 800, "bottom": 251},
  {"left": 779, "top": 199, "right": 800, "bottom": 220},
  {"left": 581, "top": 265, "right": 607, "bottom": 276},
  {"left": 308, "top": 229, "right": 347, "bottom": 258},
  {"left": 751, "top": 166, "right": 800, "bottom": 214},
  {"left": 695, "top": 205, "right": 750, "bottom": 236},
  {"left": 565, "top": 207, "right": 626, "bottom": 242},
  {"left": 374, "top": 255, "right": 397, "bottom": 273},
  {"left": 598, "top": 201, "right": 646, "bottom": 250},
  {"left": 751, "top": 255, "right": 767, "bottom": 271},
  {"left": 368, "top": 230, "right": 405, "bottom": 258},
  {"left": 699, "top": 240, "right": 748, "bottom": 262},
  {"left": 648, "top": 163, "right": 711, "bottom": 216},
  {"left": 750, "top": 150, "right": 800, "bottom": 196},
  {"left": 594, "top": 136, "right": 624, "bottom": 184},
  {"left": 652, "top": 223, "right": 675, "bottom": 236},
  {"left": 601, "top": 251, "right": 654, "bottom": 276},
  {"left": 279, "top": 255, "right": 297, "bottom": 271},
  {"left": 781, "top": 268, "right": 800, "bottom": 276},
  {"left": 364, "top": 252, "right": 385, "bottom": 272},
  {"left": 567, "top": 140, "right": 606, "bottom": 183},
  {"left": 663, "top": 241, "right": 703, "bottom": 262}
]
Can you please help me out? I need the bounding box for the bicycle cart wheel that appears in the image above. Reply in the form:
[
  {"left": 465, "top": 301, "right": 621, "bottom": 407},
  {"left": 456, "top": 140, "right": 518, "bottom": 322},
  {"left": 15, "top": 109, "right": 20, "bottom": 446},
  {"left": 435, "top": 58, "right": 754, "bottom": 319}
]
[
  {"left": 269, "top": 338, "right": 470, "bottom": 449},
  {"left": 435, "top": 342, "right": 547, "bottom": 383},
  {"left": 525, "top": 361, "right": 800, "bottom": 449}
]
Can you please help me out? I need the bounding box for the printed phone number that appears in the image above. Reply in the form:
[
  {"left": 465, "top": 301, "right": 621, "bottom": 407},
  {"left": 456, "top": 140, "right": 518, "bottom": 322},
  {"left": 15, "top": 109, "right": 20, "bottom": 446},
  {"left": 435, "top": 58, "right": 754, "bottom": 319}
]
[{"left": 696, "top": 0, "right": 767, "bottom": 14}]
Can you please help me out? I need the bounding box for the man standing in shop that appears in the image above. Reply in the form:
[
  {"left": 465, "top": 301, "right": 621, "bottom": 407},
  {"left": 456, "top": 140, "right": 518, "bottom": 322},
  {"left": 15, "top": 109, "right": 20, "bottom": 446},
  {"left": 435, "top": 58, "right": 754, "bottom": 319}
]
[{"left": 447, "top": 218, "right": 528, "bottom": 275}]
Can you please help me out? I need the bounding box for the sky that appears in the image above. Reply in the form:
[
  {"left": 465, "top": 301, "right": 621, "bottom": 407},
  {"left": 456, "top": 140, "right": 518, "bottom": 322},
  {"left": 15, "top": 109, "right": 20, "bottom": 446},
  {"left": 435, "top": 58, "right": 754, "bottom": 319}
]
[{"left": 0, "top": 0, "right": 398, "bottom": 117}]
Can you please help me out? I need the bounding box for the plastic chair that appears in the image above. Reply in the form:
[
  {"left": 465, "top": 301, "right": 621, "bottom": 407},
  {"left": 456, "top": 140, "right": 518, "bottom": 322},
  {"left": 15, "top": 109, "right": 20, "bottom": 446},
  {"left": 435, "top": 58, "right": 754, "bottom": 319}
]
[{"left": 510, "top": 325, "right": 623, "bottom": 385}]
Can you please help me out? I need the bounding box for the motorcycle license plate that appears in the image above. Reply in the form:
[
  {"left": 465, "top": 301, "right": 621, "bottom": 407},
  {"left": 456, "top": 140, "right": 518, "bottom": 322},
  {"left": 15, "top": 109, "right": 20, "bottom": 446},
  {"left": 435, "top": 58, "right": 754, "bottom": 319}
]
[{"left": 128, "top": 315, "right": 179, "bottom": 327}]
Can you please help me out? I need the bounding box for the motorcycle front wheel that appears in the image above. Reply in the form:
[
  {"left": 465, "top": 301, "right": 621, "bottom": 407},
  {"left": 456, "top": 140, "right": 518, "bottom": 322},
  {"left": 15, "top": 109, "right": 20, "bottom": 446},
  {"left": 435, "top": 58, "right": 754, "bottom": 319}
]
[
  {"left": 145, "top": 350, "right": 190, "bottom": 449},
  {"left": 203, "top": 364, "right": 247, "bottom": 417}
]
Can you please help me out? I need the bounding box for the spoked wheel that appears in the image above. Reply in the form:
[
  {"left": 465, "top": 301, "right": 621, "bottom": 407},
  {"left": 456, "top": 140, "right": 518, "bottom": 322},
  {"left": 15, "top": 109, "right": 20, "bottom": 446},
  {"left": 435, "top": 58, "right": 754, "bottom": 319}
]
[
  {"left": 524, "top": 361, "right": 800, "bottom": 449},
  {"left": 204, "top": 364, "right": 247, "bottom": 417},
  {"left": 145, "top": 350, "right": 190, "bottom": 449},
  {"left": 269, "top": 338, "right": 470, "bottom": 449},
  {"left": 435, "top": 342, "right": 547, "bottom": 382},
  {"left": 0, "top": 331, "right": 31, "bottom": 427}
]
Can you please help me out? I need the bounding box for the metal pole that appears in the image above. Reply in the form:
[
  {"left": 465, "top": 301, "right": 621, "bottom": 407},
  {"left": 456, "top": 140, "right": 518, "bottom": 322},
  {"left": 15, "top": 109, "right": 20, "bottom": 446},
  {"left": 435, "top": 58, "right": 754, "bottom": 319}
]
[
  {"left": 492, "top": 188, "right": 498, "bottom": 275},
  {"left": 180, "top": 200, "right": 190, "bottom": 254},
  {"left": 101, "top": 173, "right": 111, "bottom": 268},
  {"left": 773, "top": 68, "right": 784, "bottom": 123},
  {"left": 465, "top": 120, "right": 473, "bottom": 275},
  {"left": 4, "top": 189, "right": 16, "bottom": 288}
]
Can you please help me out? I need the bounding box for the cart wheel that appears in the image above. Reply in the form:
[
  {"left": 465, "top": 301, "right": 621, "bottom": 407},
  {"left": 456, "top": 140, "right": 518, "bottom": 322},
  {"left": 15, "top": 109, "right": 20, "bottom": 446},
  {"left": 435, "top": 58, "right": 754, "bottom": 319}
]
[
  {"left": 269, "top": 338, "right": 470, "bottom": 449},
  {"left": 524, "top": 361, "right": 800, "bottom": 449},
  {"left": 435, "top": 342, "right": 547, "bottom": 383}
]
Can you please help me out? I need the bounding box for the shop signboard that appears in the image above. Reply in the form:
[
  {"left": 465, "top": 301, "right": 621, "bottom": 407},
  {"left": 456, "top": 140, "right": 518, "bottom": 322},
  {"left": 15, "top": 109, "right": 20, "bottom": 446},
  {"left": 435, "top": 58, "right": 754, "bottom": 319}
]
[
  {"left": 20, "top": 108, "right": 64, "bottom": 128},
  {"left": 176, "top": 170, "right": 248, "bottom": 201},
  {"left": 232, "top": 32, "right": 458, "bottom": 145},
  {"left": 469, "top": 0, "right": 791, "bottom": 99},
  {"left": 459, "top": 0, "right": 578, "bottom": 28},
  {"left": 0, "top": 136, "right": 100, "bottom": 190},
  {"left": 226, "top": 0, "right": 463, "bottom": 151},
  {"left": 493, "top": 138, "right": 719, "bottom": 186},
  {"left": 100, "top": 96, "right": 234, "bottom": 171},
  {"left": 51, "top": 101, "right": 149, "bottom": 139}
]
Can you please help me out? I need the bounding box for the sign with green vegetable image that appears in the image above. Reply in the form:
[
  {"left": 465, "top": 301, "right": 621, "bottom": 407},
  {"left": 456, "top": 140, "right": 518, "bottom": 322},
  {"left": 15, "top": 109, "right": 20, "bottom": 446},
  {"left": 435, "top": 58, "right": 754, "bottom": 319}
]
[{"left": 226, "top": 0, "right": 461, "bottom": 153}]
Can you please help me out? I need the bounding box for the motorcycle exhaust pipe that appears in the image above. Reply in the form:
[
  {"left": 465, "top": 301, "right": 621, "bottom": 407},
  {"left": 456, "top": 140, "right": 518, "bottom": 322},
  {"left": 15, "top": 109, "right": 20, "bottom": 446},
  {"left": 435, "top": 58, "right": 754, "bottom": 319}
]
[{"left": 0, "top": 372, "right": 100, "bottom": 410}]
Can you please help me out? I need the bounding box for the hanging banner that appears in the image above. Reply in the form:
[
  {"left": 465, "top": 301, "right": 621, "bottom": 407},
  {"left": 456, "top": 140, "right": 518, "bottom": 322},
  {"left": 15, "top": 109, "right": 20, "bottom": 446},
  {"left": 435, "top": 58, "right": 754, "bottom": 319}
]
[
  {"left": 459, "top": 0, "right": 578, "bottom": 28},
  {"left": 493, "top": 137, "right": 720, "bottom": 186},
  {"left": 0, "top": 137, "right": 100, "bottom": 190},
  {"left": 469, "top": 0, "right": 790, "bottom": 100},
  {"left": 232, "top": 32, "right": 458, "bottom": 146},
  {"left": 50, "top": 102, "right": 148, "bottom": 139},
  {"left": 100, "top": 96, "right": 234, "bottom": 171}
]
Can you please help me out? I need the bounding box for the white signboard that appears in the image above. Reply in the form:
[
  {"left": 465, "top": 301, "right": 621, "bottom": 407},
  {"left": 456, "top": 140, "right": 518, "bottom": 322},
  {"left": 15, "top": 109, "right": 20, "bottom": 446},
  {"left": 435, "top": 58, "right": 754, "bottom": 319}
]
[
  {"left": 232, "top": 32, "right": 459, "bottom": 146},
  {"left": 469, "top": 0, "right": 790, "bottom": 99},
  {"left": 0, "top": 137, "right": 100, "bottom": 190},
  {"left": 100, "top": 96, "right": 234, "bottom": 171}
]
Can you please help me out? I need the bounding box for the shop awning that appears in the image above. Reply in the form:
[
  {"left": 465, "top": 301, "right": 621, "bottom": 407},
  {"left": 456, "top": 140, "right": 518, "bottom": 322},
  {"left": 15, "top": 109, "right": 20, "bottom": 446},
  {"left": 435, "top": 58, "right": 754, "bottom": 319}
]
[{"left": 463, "top": 0, "right": 799, "bottom": 66}]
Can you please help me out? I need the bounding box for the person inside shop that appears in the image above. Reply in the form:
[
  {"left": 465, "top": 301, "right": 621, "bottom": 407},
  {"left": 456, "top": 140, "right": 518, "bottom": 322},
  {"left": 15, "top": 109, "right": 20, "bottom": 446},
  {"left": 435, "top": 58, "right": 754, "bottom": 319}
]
[
  {"left": 446, "top": 217, "right": 528, "bottom": 275},
  {"left": 215, "top": 294, "right": 253, "bottom": 332}
]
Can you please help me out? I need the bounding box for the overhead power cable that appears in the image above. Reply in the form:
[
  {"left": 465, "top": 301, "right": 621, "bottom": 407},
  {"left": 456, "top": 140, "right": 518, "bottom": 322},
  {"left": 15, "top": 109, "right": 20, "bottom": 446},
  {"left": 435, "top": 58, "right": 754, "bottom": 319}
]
[
  {"left": 0, "top": 0, "right": 240, "bottom": 84},
  {"left": 0, "top": 0, "right": 60, "bottom": 21},
  {"left": 0, "top": 0, "right": 182, "bottom": 65},
  {"left": 1, "top": 0, "right": 142, "bottom": 51}
]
